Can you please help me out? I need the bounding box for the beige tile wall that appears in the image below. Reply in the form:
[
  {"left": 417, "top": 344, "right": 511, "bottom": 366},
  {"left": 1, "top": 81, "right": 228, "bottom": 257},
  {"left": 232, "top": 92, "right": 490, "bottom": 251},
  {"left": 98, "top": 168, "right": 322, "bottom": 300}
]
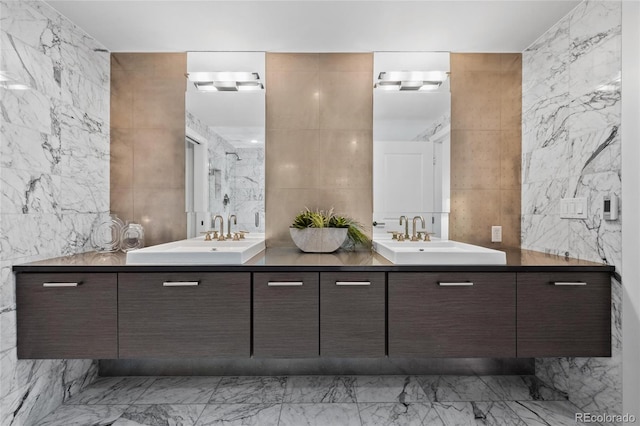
[
  {"left": 265, "top": 53, "right": 373, "bottom": 247},
  {"left": 108, "top": 51, "right": 519, "bottom": 249},
  {"left": 110, "top": 53, "right": 187, "bottom": 246},
  {"left": 449, "top": 53, "right": 522, "bottom": 249}
]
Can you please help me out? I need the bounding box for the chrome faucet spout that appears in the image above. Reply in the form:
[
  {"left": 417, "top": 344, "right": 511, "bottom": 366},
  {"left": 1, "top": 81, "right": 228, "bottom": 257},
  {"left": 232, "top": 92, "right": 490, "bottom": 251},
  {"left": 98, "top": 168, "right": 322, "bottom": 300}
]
[
  {"left": 399, "top": 215, "right": 409, "bottom": 239},
  {"left": 411, "top": 216, "right": 425, "bottom": 241},
  {"left": 213, "top": 215, "right": 225, "bottom": 240},
  {"left": 227, "top": 214, "right": 237, "bottom": 239}
]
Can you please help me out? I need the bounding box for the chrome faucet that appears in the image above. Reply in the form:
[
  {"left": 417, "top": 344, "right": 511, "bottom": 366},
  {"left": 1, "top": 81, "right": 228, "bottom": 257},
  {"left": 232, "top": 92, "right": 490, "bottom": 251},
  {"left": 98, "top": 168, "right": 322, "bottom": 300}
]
[
  {"left": 411, "top": 216, "right": 425, "bottom": 241},
  {"left": 227, "top": 214, "right": 237, "bottom": 239},
  {"left": 212, "top": 215, "right": 225, "bottom": 240},
  {"left": 399, "top": 215, "right": 409, "bottom": 239}
]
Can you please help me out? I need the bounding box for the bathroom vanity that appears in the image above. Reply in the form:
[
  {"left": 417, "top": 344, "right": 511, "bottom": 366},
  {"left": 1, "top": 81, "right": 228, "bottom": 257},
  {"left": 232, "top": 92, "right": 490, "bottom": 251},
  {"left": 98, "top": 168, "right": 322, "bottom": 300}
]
[{"left": 13, "top": 248, "right": 613, "bottom": 362}]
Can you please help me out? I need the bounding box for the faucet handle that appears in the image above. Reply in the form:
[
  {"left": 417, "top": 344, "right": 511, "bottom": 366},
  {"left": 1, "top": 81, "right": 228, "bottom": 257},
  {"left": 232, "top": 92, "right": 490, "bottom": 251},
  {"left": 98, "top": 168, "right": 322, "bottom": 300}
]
[
  {"left": 424, "top": 232, "right": 435, "bottom": 242},
  {"left": 200, "top": 231, "right": 213, "bottom": 241}
]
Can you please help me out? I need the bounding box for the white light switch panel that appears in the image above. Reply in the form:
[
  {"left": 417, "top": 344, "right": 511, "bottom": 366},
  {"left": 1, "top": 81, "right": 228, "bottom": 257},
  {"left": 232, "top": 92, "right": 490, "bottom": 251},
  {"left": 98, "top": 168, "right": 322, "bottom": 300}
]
[
  {"left": 560, "top": 198, "right": 588, "bottom": 219},
  {"left": 491, "top": 226, "right": 502, "bottom": 242}
]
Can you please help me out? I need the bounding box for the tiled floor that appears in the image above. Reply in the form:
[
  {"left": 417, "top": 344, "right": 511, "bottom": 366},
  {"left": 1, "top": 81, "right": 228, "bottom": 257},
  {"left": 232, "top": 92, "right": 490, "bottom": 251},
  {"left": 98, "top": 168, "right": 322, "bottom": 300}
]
[{"left": 39, "top": 375, "right": 593, "bottom": 425}]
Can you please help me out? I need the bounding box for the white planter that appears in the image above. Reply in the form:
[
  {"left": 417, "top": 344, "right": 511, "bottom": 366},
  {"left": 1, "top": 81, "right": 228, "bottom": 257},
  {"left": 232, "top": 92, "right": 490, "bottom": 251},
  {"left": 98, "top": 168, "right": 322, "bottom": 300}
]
[{"left": 289, "top": 228, "right": 348, "bottom": 253}]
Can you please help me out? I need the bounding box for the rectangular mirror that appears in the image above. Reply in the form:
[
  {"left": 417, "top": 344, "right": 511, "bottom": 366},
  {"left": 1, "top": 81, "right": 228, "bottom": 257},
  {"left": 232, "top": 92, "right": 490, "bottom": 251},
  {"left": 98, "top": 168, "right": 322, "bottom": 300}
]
[
  {"left": 373, "top": 52, "right": 451, "bottom": 239},
  {"left": 185, "top": 52, "right": 265, "bottom": 238}
]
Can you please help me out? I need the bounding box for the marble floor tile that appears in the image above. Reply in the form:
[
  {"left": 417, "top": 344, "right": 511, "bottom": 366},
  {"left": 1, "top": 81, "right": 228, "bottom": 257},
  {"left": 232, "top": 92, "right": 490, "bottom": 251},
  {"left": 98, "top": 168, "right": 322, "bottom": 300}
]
[
  {"left": 135, "top": 377, "right": 221, "bottom": 404},
  {"left": 505, "top": 401, "right": 590, "bottom": 426},
  {"left": 209, "top": 376, "right": 287, "bottom": 404},
  {"left": 433, "top": 401, "right": 526, "bottom": 426},
  {"left": 418, "top": 376, "right": 502, "bottom": 402},
  {"left": 284, "top": 376, "right": 357, "bottom": 403},
  {"left": 279, "top": 403, "right": 360, "bottom": 426},
  {"left": 112, "top": 404, "right": 207, "bottom": 426},
  {"left": 195, "top": 403, "right": 281, "bottom": 426},
  {"left": 358, "top": 402, "right": 444, "bottom": 426},
  {"left": 37, "top": 376, "right": 592, "bottom": 426},
  {"left": 38, "top": 404, "right": 128, "bottom": 426},
  {"left": 356, "top": 376, "right": 428, "bottom": 404},
  {"left": 480, "top": 376, "right": 568, "bottom": 402},
  {"left": 65, "top": 377, "right": 155, "bottom": 405}
]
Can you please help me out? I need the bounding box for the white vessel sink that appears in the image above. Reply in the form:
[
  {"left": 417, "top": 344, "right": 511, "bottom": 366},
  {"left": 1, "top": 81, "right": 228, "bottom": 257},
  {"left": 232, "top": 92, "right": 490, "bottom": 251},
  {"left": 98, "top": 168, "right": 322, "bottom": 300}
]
[
  {"left": 126, "top": 235, "right": 265, "bottom": 265},
  {"left": 373, "top": 238, "right": 506, "bottom": 265}
]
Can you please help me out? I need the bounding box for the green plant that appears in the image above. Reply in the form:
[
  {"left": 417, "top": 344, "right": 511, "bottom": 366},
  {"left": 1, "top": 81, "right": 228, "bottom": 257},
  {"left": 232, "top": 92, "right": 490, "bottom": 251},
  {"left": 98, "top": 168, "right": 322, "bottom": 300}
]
[{"left": 291, "top": 207, "right": 371, "bottom": 249}]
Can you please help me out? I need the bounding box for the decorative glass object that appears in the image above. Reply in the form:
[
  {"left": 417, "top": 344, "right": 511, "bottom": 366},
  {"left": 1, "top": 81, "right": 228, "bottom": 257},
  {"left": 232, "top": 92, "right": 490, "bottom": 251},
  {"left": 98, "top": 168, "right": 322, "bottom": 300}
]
[
  {"left": 90, "top": 214, "right": 124, "bottom": 252},
  {"left": 120, "top": 222, "right": 145, "bottom": 252}
]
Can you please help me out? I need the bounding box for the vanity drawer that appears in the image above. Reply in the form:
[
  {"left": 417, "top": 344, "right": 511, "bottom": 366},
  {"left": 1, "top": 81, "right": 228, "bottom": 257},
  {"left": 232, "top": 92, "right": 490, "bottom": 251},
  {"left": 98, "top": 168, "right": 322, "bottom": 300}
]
[
  {"left": 118, "top": 272, "right": 250, "bottom": 358},
  {"left": 16, "top": 273, "right": 117, "bottom": 359},
  {"left": 517, "top": 272, "right": 611, "bottom": 357},
  {"left": 320, "top": 272, "right": 385, "bottom": 357},
  {"left": 253, "top": 272, "right": 319, "bottom": 357},
  {"left": 388, "top": 272, "right": 516, "bottom": 357}
]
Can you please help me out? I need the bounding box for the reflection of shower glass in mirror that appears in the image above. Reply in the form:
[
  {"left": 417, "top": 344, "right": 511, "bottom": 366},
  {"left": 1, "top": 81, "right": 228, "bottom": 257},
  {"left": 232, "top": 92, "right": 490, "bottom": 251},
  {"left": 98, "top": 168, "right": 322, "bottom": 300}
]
[
  {"left": 211, "top": 169, "right": 222, "bottom": 201},
  {"left": 185, "top": 52, "right": 266, "bottom": 238},
  {"left": 373, "top": 52, "right": 451, "bottom": 239}
]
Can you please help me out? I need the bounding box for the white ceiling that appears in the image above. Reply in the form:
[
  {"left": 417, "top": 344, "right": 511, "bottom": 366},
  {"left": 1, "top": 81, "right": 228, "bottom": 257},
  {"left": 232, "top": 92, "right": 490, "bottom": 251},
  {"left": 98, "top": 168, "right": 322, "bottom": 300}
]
[{"left": 46, "top": 1, "right": 579, "bottom": 53}]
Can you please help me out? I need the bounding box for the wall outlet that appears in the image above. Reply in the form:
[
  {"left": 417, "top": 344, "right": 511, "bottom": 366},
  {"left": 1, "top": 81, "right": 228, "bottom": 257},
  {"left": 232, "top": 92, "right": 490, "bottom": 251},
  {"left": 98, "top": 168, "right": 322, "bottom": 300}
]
[{"left": 491, "top": 226, "right": 502, "bottom": 243}]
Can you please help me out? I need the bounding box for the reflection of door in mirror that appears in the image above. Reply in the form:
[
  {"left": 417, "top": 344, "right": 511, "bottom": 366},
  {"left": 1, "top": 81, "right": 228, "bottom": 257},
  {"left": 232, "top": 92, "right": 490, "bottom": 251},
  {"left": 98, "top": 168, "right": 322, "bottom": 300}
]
[
  {"left": 373, "top": 52, "right": 451, "bottom": 239},
  {"left": 185, "top": 138, "right": 196, "bottom": 237},
  {"left": 184, "top": 132, "right": 208, "bottom": 238},
  {"left": 185, "top": 52, "right": 266, "bottom": 236}
]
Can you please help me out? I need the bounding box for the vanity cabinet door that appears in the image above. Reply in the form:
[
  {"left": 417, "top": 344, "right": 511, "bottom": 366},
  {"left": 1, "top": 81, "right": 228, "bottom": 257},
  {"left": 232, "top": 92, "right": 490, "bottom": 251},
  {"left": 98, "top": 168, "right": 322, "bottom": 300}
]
[
  {"left": 388, "top": 272, "right": 516, "bottom": 357},
  {"left": 118, "top": 272, "right": 250, "bottom": 358},
  {"left": 320, "top": 272, "right": 385, "bottom": 357},
  {"left": 253, "top": 272, "right": 319, "bottom": 357},
  {"left": 517, "top": 272, "right": 611, "bottom": 357},
  {"left": 16, "top": 273, "right": 117, "bottom": 359}
]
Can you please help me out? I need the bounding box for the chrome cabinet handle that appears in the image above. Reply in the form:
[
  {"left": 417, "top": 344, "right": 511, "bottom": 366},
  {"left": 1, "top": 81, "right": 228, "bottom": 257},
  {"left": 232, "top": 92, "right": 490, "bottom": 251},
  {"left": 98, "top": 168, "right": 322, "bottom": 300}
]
[
  {"left": 43, "top": 282, "right": 80, "bottom": 287},
  {"left": 336, "top": 281, "right": 371, "bottom": 286},
  {"left": 267, "top": 282, "right": 303, "bottom": 286},
  {"left": 438, "top": 282, "right": 474, "bottom": 286},
  {"left": 163, "top": 281, "right": 199, "bottom": 287},
  {"left": 553, "top": 282, "right": 587, "bottom": 286}
]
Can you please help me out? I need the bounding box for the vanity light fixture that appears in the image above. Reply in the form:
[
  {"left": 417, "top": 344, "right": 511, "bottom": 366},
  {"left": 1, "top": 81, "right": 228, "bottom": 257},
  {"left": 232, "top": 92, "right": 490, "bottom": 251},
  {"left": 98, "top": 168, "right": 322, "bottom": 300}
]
[
  {"left": 187, "top": 71, "right": 264, "bottom": 92},
  {"left": 375, "top": 71, "right": 449, "bottom": 91}
]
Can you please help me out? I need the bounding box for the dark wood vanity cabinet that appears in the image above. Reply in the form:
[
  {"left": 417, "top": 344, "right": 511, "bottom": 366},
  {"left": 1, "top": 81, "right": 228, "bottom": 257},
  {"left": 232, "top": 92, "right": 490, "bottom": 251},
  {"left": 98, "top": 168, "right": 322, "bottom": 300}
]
[
  {"left": 320, "top": 272, "right": 385, "bottom": 357},
  {"left": 118, "top": 272, "right": 250, "bottom": 358},
  {"left": 517, "top": 272, "right": 611, "bottom": 357},
  {"left": 253, "top": 272, "right": 319, "bottom": 357},
  {"left": 388, "top": 272, "right": 516, "bottom": 357},
  {"left": 15, "top": 265, "right": 612, "bottom": 360},
  {"left": 16, "top": 273, "right": 117, "bottom": 359}
]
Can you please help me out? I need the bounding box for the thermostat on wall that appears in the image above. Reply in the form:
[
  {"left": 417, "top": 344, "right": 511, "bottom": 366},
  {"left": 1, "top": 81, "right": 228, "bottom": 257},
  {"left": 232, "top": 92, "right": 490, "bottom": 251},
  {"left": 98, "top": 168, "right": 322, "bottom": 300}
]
[{"left": 603, "top": 195, "right": 618, "bottom": 221}]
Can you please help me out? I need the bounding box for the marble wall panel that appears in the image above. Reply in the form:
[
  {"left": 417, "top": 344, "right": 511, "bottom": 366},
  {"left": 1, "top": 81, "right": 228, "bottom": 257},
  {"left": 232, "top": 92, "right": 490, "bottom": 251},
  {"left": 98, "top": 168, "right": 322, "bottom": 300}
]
[
  {"left": 0, "top": 1, "right": 109, "bottom": 424},
  {"left": 522, "top": 0, "right": 622, "bottom": 417}
]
